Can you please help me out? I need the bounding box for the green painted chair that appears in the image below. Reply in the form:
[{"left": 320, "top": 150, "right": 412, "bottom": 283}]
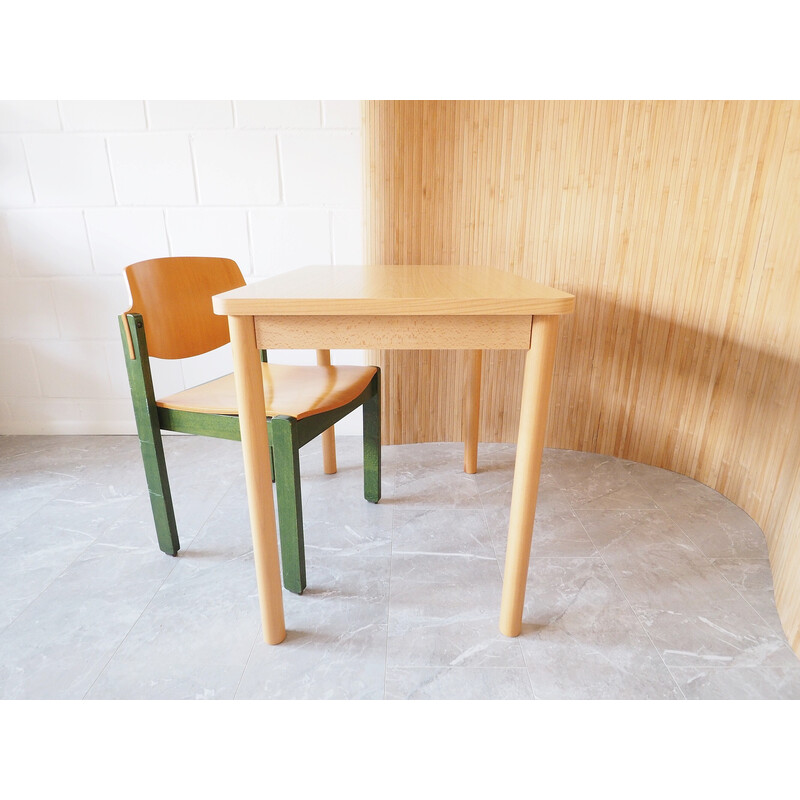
[{"left": 119, "top": 256, "right": 381, "bottom": 594}]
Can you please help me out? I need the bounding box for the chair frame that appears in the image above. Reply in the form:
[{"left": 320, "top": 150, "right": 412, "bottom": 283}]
[{"left": 119, "top": 311, "right": 381, "bottom": 595}]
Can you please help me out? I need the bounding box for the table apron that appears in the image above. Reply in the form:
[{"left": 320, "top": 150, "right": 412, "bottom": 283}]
[{"left": 253, "top": 314, "right": 534, "bottom": 350}]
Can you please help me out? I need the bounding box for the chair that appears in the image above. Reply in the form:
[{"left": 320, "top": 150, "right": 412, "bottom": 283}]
[{"left": 118, "top": 256, "right": 381, "bottom": 594}]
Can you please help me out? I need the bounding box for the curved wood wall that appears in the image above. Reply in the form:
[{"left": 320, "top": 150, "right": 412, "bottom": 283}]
[{"left": 362, "top": 100, "right": 800, "bottom": 654}]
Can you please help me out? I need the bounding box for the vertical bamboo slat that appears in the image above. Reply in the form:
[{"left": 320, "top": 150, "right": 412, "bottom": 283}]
[{"left": 362, "top": 100, "right": 800, "bottom": 656}]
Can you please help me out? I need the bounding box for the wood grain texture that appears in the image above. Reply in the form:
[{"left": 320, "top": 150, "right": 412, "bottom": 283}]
[
  {"left": 228, "top": 314, "right": 285, "bottom": 645},
  {"left": 213, "top": 264, "right": 574, "bottom": 316},
  {"left": 126, "top": 257, "right": 245, "bottom": 359},
  {"left": 253, "top": 314, "right": 534, "bottom": 350},
  {"left": 363, "top": 100, "right": 800, "bottom": 654},
  {"left": 156, "top": 363, "right": 377, "bottom": 420}
]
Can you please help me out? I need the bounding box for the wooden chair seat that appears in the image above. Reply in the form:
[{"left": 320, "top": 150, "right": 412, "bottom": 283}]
[{"left": 157, "top": 363, "right": 378, "bottom": 420}]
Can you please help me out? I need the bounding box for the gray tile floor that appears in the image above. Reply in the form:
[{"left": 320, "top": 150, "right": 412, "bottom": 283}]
[{"left": 1, "top": 433, "right": 798, "bottom": 700}]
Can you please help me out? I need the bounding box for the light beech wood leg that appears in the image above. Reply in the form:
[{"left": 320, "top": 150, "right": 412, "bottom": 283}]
[
  {"left": 464, "top": 349, "right": 482, "bottom": 474},
  {"left": 316, "top": 349, "right": 338, "bottom": 474},
  {"left": 229, "top": 315, "right": 286, "bottom": 645},
  {"left": 499, "top": 316, "right": 559, "bottom": 637}
]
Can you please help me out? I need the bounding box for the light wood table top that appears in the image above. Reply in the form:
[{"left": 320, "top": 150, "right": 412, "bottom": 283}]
[{"left": 212, "top": 264, "right": 575, "bottom": 317}]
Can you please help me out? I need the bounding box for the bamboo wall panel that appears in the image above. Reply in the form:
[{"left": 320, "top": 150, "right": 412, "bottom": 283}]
[{"left": 362, "top": 100, "right": 800, "bottom": 653}]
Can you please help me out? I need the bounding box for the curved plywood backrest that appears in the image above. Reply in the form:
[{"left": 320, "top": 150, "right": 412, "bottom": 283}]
[{"left": 124, "top": 256, "right": 246, "bottom": 359}]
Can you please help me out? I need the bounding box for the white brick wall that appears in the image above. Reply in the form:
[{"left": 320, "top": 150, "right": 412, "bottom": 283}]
[{"left": 0, "top": 100, "right": 365, "bottom": 435}]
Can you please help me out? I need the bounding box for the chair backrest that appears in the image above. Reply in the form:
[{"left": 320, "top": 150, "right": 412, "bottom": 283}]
[{"left": 123, "top": 256, "right": 246, "bottom": 359}]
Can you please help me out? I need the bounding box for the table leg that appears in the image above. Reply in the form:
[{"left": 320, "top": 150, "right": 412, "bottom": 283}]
[
  {"left": 316, "top": 349, "right": 338, "bottom": 474},
  {"left": 499, "top": 316, "right": 559, "bottom": 637},
  {"left": 229, "top": 315, "right": 286, "bottom": 645},
  {"left": 464, "top": 349, "right": 482, "bottom": 474}
]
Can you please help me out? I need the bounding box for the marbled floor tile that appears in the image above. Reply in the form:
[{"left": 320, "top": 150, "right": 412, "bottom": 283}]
[
  {"left": 0, "top": 435, "right": 141, "bottom": 482},
  {"left": 94, "top": 488, "right": 222, "bottom": 557},
  {"left": 0, "top": 522, "right": 94, "bottom": 631},
  {"left": 632, "top": 603, "right": 800, "bottom": 669},
  {"left": 85, "top": 554, "right": 262, "bottom": 700},
  {"left": 579, "top": 510, "right": 798, "bottom": 668},
  {"left": 0, "top": 469, "right": 78, "bottom": 536},
  {"left": 85, "top": 498, "right": 263, "bottom": 700},
  {"left": 97, "top": 503, "right": 179, "bottom": 554},
  {"left": 546, "top": 450, "right": 658, "bottom": 511},
  {"left": 161, "top": 433, "right": 244, "bottom": 468},
  {"left": 580, "top": 509, "right": 751, "bottom": 611},
  {"left": 486, "top": 506, "right": 598, "bottom": 561},
  {"left": 387, "top": 552, "right": 525, "bottom": 668},
  {"left": 392, "top": 470, "right": 483, "bottom": 510},
  {"left": 300, "top": 515, "right": 395, "bottom": 561},
  {"left": 518, "top": 557, "right": 682, "bottom": 699},
  {"left": 667, "top": 497, "right": 766, "bottom": 560},
  {"left": 669, "top": 667, "right": 800, "bottom": 700},
  {"left": 392, "top": 507, "right": 495, "bottom": 559},
  {"left": 0, "top": 544, "right": 174, "bottom": 699},
  {"left": 384, "top": 441, "right": 465, "bottom": 473},
  {"left": 109, "top": 453, "right": 243, "bottom": 554},
  {"left": 624, "top": 461, "right": 768, "bottom": 559},
  {"left": 3, "top": 436, "right": 798, "bottom": 701},
  {"left": 169, "top": 481, "right": 240, "bottom": 543},
  {"left": 20, "top": 479, "right": 142, "bottom": 540},
  {"left": 712, "top": 558, "right": 789, "bottom": 638},
  {"left": 236, "top": 622, "right": 388, "bottom": 700},
  {"left": 576, "top": 508, "right": 696, "bottom": 555},
  {"left": 476, "top": 472, "right": 572, "bottom": 515},
  {"left": 301, "top": 481, "right": 394, "bottom": 541},
  {"left": 478, "top": 465, "right": 580, "bottom": 561},
  {"left": 236, "top": 553, "right": 392, "bottom": 699},
  {"left": 0, "top": 478, "right": 144, "bottom": 629},
  {"left": 469, "top": 448, "right": 517, "bottom": 498},
  {"left": 173, "top": 496, "right": 257, "bottom": 563},
  {"left": 391, "top": 443, "right": 483, "bottom": 509},
  {"left": 0, "top": 436, "right": 150, "bottom": 497},
  {"left": 384, "top": 667, "right": 534, "bottom": 700},
  {"left": 283, "top": 553, "right": 391, "bottom": 632}
]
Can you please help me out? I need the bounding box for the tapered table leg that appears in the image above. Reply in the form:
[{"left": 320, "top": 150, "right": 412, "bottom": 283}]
[
  {"left": 464, "top": 349, "right": 482, "bottom": 474},
  {"left": 499, "top": 316, "right": 559, "bottom": 637},
  {"left": 229, "top": 315, "right": 286, "bottom": 645},
  {"left": 316, "top": 349, "right": 338, "bottom": 474}
]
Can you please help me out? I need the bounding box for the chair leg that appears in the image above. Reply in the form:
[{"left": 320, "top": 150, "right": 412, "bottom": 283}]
[
  {"left": 363, "top": 369, "right": 381, "bottom": 503},
  {"left": 120, "top": 314, "right": 180, "bottom": 556},
  {"left": 269, "top": 416, "right": 307, "bottom": 594},
  {"left": 139, "top": 431, "right": 180, "bottom": 556}
]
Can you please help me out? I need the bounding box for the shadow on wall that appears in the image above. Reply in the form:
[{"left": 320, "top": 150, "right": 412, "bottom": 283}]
[{"left": 551, "top": 294, "right": 800, "bottom": 513}]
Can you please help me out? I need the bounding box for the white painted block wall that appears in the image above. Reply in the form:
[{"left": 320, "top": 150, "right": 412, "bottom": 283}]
[{"left": 0, "top": 100, "right": 365, "bottom": 435}]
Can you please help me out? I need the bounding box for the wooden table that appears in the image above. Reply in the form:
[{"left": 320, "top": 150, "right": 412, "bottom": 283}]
[{"left": 212, "top": 265, "right": 575, "bottom": 644}]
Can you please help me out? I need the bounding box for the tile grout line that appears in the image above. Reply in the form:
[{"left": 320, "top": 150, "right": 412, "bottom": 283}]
[
  {"left": 646, "top": 482, "right": 797, "bottom": 658},
  {"left": 81, "top": 552, "right": 182, "bottom": 699},
  {"left": 81, "top": 467, "right": 239, "bottom": 699},
  {"left": 570, "top": 473, "right": 689, "bottom": 699},
  {"left": 475, "top": 458, "right": 537, "bottom": 700},
  {"left": 707, "top": 558, "right": 797, "bottom": 655},
  {"left": 0, "top": 473, "right": 138, "bottom": 635},
  {"left": 233, "top": 626, "right": 263, "bottom": 700}
]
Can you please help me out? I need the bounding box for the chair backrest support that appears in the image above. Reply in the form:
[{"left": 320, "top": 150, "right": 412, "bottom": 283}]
[{"left": 123, "top": 257, "right": 246, "bottom": 359}]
